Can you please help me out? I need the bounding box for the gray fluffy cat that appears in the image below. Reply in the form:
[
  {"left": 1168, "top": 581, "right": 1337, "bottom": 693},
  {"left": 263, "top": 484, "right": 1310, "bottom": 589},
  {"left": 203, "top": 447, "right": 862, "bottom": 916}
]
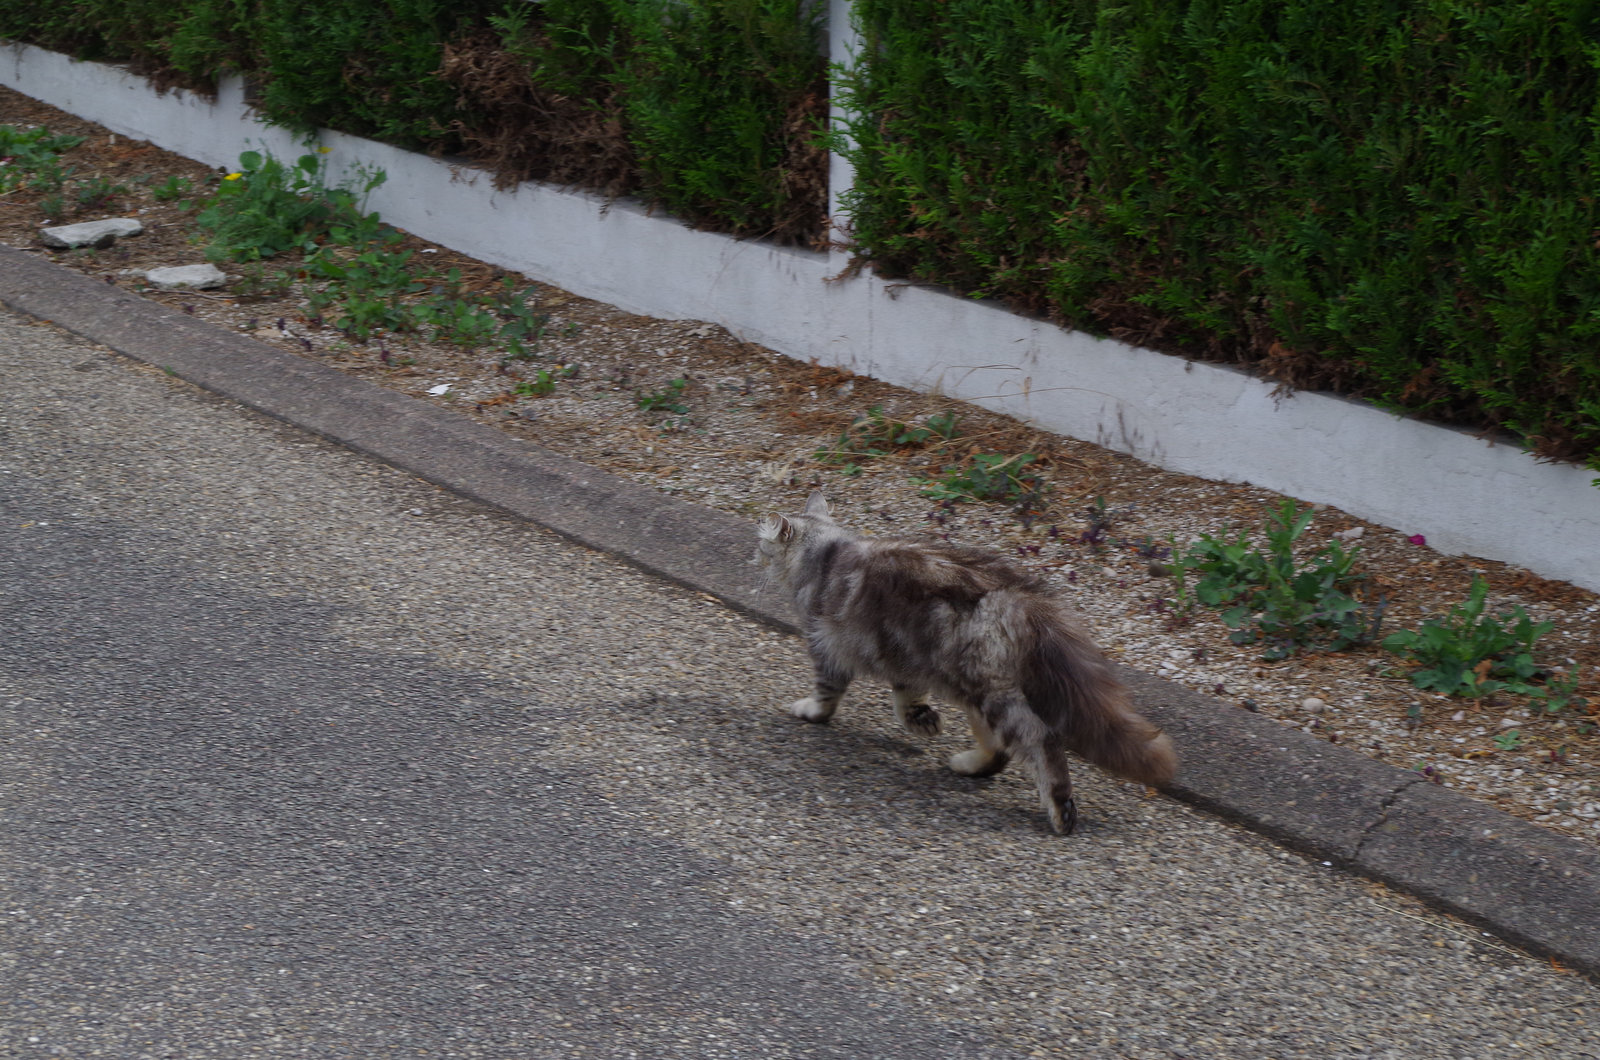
[{"left": 757, "top": 492, "right": 1177, "bottom": 834}]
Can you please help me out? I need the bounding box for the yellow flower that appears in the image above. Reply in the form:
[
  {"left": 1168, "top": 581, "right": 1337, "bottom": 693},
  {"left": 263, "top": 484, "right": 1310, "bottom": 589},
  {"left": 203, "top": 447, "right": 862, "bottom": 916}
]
[
  {"left": 318, "top": 146, "right": 333, "bottom": 154},
  {"left": 223, "top": 172, "right": 243, "bottom": 181}
]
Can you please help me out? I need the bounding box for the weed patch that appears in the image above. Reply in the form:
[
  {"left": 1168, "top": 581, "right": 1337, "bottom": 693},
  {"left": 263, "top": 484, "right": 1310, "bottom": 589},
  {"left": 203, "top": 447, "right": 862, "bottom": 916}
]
[
  {"left": 918, "top": 452, "right": 1046, "bottom": 512},
  {"left": 1384, "top": 576, "right": 1585, "bottom": 717},
  {"left": 1176, "top": 500, "right": 1385, "bottom": 661},
  {"left": 815, "top": 406, "right": 960, "bottom": 466},
  {"left": 0, "top": 124, "right": 84, "bottom": 194},
  {"left": 638, "top": 377, "right": 690, "bottom": 415},
  {"left": 149, "top": 174, "right": 195, "bottom": 202},
  {"left": 197, "top": 148, "right": 386, "bottom": 262}
]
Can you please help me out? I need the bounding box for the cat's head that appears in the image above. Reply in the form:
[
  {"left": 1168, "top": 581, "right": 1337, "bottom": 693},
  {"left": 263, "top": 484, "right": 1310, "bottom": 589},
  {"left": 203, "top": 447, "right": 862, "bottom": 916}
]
[{"left": 756, "top": 491, "right": 838, "bottom": 571}]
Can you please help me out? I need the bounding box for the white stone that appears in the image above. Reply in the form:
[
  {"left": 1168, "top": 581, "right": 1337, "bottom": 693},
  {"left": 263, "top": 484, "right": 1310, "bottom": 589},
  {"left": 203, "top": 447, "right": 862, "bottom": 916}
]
[
  {"left": 1302, "top": 697, "right": 1327, "bottom": 713},
  {"left": 142, "top": 264, "right": 226, "bottom": 290},
  {"left": 39, "top": 217, "right": 143, "bottom": 248}
]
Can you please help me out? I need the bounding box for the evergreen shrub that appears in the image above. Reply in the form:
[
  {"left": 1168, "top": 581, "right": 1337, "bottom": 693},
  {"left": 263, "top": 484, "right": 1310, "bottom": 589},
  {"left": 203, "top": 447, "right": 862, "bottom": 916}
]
[
  {"left": 0, "top": 0, "right": 827, "bottom": 241},
  {"left": 839, "top": 0, "right": 1600, "bottom": 469},
  {"left": 444, "top": 0, "right": 827, "bottom": 242}
]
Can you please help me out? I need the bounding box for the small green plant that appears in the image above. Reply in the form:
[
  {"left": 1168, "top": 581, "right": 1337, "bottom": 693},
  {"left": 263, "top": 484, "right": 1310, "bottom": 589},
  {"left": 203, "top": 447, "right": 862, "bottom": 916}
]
[
  {"left": 1078, "top": 495, "right": 1134, "bottom": 553},
  {"left": 304, "top": 246, "right": 427, "bottom": 341},
  {"left": 1161, "top": 533, "right": 1199, "bottom": 625},
  {"left": 1178, "top": 500, "right": 1384, "bottom": 660},
  {"left": 491, "top": 279, "right": 550, "bottom": 363},
  {"left": 421, "top": 298, "right": 500, "bottom": 348},
  {"left": 233, "top": 262, "right": 296, "bottom": 301},
  {"left": 1383, "top": 576, "right": 1581, "bottom": 710},
  {"left": 513, "top": 365, "right": 575, "bottom": 397},
  {"left": 1493, "top": 729, "right": 1524, "bottom": 752},
  {"left": 327, "top": 205, "right": 401, "bottom": 252},
  {"left": 637, "top": 377, "right": 690, "bottom": 415},
  {"left": 918, "top": 452, "right": 1044, "bottom": 506},
  {"left": 816, "top": 406, "right": 961, "bottom": 465},
  {"left": 72, "top": 175, "right": 126, "bottom": 213},
  {"left": 197, "top": 148, "right": 386, "bottom": 262},
  {"left": 150, "top": 174, "right": 195, "bottom": 202},
  {"left": 514, "top": 374, "right": 556, "bottom": 398},
  {"left": 0, "top": 124, "right": 84, "bottom": 194}
]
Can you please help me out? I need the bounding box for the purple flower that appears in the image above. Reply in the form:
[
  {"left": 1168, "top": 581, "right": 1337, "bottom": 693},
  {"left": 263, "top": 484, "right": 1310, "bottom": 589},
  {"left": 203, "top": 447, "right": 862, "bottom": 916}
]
[{"left": 1408, "top": 534, "right": 1426, "bottom": 546}]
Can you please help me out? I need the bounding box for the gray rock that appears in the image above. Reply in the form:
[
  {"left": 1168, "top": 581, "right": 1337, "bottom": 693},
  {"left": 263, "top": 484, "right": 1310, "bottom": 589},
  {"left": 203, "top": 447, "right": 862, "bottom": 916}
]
[
  {"left": 142, "top": 264, "right": 227, "bottom": 290},
  {"left": 39, "top": 218, "right": 144, "bottom": 249}
]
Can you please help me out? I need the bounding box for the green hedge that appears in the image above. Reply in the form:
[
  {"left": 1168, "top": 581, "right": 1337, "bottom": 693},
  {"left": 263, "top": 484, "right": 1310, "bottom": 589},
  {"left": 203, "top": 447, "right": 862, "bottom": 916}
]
[
  {"left": 839, "top": 0, "right": 1600, "bottom": 468},
  {"left": 452, "top": 0, "right": 827, "bottom": 241},
  {"left": 6, "top": 0, "right": 1598, "bottom": 462},
  {"left": 0, "top": 0, "right": 827, "bottom": 242}
]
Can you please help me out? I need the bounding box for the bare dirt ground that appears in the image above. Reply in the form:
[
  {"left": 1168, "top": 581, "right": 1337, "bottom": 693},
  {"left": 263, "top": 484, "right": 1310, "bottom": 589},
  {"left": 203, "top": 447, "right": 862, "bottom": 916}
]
[{"left": 5, "top": 84, "right": 1598, "bottom": 844}]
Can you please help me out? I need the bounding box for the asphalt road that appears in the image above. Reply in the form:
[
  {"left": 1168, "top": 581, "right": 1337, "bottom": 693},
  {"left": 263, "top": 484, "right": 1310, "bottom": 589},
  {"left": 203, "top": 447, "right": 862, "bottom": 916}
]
[{"left": 3, "top": 306, "right": 1598, "bottom": 1058}]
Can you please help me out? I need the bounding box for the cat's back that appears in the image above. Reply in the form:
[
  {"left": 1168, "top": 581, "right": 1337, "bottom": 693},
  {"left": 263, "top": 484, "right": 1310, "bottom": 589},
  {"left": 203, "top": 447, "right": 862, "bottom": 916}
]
[{"left": 849, "top": 536, "right": 1047, "bottom": 611}]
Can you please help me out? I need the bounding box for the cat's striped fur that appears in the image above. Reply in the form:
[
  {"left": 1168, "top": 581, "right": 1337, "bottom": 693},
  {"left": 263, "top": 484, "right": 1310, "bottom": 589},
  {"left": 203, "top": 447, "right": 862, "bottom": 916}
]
[{"left": 757, "top": 492, "right": 1176, "bottom": 834}]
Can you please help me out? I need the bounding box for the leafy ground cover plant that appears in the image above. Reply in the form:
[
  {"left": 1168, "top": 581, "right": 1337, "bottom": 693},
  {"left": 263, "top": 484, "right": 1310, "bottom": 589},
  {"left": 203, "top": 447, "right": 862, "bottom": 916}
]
[
  {"left": 815, "top": 406, "right": 960, "bottom": 466},
  {"left": 918, "top": 452, "right": 1046, "bottom": 508},
  {"left": 0, "top": 122, "right": 140, "bottom": 222},
  {"left": 489, "top": 276, "right": 551, "bottom": 363},
  {"left": 1076, "top": 494, "right": 1137, "bottom": 554},
  {"left": 633, "top": 377, "right": 691, "bottom": 432},
  {"left": 1384, "top": 576, "right": 1584, "bottom": 717},
  {"left": 197, "top": 148, "right": 386, "bottom": 262},
  {"left": 1177, "top": 500, "right": 1384, "bottom": 661},
  {"left": 150, "top": 174, "right": 195, "bottom": 202},
  {"left": 0, "top": 123, "right": 84, "bottom": 194},
  {"left": 303, "top": 244, "right": 426, "bottom": 341},
  {"left": 513, "top": 365, "right": 575, "bottom": 398},
  {"left": 637, "top": 377, "right": 689, "bottom": 414},
  {"left": 71, "top": 173, "right": 126, "bottom": 213},
  {"left": 194, "top": 146, "right": 563, "bottom": 374}
]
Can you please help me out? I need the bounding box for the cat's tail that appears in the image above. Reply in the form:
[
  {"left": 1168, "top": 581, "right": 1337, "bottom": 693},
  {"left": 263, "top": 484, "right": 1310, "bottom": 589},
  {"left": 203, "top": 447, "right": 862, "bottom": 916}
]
[{"left": 1022, "top": 608, "right": 1178, "bottom": 787}]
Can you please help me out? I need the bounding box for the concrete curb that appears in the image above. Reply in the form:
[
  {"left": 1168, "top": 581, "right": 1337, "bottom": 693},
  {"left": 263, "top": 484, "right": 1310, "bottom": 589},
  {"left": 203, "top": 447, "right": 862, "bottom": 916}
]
[{"left": 4, "top": 242, "right": 1596, "bottom": 978}]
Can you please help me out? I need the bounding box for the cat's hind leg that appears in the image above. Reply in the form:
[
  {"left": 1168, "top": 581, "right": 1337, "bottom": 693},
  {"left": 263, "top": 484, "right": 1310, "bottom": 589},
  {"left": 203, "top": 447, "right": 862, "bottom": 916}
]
[
  {"left": 790, "top": 653, "right": 851, "bottom": 723},
  {"left": 1029, "top": 742, "right": 1078, "bottom": 835},
  {"left": 962, "top": 692, "right": 1077, "bottom": 834},
  {"left": 948, "top": 704, "right": 1011, "bottom": 777},
  {"left": 892, "top": 684, "right": 941, "bottom": 736}
]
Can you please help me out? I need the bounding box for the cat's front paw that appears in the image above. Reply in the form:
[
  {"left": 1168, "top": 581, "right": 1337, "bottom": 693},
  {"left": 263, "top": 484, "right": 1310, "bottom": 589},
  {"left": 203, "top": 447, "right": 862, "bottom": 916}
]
[
  {"left": 899, "top": 702, "right": 942, "bottom": 737},
  {"left": 789, "top": 696, "right": 836, "bottom": 723}
]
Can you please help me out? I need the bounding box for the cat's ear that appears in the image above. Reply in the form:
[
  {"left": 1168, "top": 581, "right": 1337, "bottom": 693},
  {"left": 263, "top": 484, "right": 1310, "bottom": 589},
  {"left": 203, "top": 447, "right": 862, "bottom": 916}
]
[
  {"left": 804, "top": 490, "right": 831, "bottom": 518},
  {"left": 758, "top": 515, "right": 795, "bottom": 543}
]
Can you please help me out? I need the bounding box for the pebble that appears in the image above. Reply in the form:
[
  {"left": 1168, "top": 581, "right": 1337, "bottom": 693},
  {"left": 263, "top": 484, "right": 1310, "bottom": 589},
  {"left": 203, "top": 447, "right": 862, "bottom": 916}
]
[{"left": 1302, "top": 697, "right": 1327, "bottom": 713}]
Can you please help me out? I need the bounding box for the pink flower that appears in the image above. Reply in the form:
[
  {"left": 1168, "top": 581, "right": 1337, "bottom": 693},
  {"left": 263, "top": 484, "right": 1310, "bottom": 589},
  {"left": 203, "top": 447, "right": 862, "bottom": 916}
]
[{"left": 1408, "top": 534, "right": 1426, "bottom": 546}]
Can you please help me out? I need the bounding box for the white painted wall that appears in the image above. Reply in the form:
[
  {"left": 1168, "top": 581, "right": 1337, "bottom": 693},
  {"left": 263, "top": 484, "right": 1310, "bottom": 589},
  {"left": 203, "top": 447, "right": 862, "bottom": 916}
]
[{"left": 4, "top": 41, "right": 1597, "bottom": 590}]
